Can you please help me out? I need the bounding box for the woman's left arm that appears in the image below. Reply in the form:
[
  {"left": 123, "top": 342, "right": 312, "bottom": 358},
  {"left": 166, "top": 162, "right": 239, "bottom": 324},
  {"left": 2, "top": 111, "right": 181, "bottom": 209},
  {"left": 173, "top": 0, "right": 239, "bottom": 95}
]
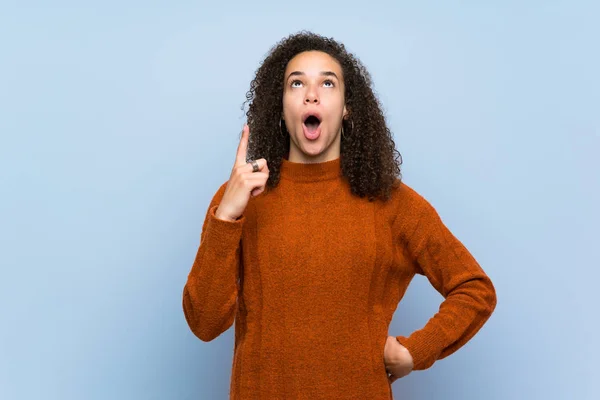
[{"left": 395, "top": 198, "right": 497, "bottom": 371}]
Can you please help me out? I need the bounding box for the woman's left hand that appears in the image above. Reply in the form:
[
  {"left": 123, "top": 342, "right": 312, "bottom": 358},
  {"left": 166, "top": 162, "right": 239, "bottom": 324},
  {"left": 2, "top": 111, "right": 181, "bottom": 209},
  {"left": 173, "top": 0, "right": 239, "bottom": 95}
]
[{"left": 383, "top": 336, "right": 414, "bottom": 384}]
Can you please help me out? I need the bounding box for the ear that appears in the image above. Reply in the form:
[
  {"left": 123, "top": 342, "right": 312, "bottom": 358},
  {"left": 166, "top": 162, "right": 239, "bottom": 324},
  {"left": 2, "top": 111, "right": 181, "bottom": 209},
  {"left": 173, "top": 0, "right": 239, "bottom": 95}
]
[{"left": 343, "top": 104, "right": 348, "bottom": 120}]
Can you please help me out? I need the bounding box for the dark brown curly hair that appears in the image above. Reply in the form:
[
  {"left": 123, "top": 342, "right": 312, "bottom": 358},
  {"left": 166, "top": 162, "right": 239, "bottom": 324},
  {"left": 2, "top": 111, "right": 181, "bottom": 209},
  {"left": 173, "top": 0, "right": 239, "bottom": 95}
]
[{"left": 242, "top": 30, "right": 403, "bottom": 202}]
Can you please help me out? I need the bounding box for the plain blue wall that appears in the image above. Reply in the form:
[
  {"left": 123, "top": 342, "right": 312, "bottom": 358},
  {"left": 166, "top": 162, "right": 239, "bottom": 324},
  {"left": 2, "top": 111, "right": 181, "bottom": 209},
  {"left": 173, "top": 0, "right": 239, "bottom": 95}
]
[{"left": 1, "top": 1, "right": 598, "bottom": 399}]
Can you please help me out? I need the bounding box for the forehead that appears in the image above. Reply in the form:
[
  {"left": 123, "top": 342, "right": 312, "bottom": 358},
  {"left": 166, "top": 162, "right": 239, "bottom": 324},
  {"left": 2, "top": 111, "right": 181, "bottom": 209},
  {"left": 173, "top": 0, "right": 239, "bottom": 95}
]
[{"left": 284, "top": 50, "right": 343, "bottom": 77}]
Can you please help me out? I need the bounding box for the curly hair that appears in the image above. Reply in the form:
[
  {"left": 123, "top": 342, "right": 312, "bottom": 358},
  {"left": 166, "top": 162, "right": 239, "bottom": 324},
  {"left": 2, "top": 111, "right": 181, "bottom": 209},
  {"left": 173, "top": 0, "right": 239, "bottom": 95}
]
[{"left": 242, "top": 30, "right": 403, "bottom": 202}]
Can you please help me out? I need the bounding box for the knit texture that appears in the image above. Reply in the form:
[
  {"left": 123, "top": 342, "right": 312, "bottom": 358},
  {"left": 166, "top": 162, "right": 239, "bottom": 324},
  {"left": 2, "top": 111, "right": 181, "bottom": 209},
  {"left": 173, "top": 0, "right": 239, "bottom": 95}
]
[{"left": 183, "top": 156, "right": 497, "bottom": 399}]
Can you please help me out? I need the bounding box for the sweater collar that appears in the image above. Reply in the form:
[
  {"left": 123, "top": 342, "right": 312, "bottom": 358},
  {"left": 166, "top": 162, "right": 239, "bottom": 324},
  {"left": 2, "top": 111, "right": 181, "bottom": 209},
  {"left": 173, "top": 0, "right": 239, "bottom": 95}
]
[{"left": 279, "top": 155, "right": 342, "bottom": 182}]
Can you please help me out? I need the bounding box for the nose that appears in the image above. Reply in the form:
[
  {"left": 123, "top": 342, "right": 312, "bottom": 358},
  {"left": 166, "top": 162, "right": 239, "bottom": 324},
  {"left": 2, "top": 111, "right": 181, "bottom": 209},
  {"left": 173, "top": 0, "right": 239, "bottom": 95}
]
[{"left": 304, "top": 89, "right": 319, "bottom": 104}]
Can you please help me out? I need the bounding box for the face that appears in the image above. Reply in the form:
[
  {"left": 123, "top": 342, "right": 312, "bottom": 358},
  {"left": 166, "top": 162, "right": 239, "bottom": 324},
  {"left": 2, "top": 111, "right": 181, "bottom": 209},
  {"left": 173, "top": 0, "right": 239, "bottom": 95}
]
[{"left": 282, "top": 50, "right": 348, "bottom": 163}]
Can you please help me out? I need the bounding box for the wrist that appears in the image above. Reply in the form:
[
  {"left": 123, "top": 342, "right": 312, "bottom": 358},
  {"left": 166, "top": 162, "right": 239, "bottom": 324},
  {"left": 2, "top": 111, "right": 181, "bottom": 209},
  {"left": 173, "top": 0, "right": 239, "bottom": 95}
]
[{"left": 215, "top": 207, "right": 236, "bottom": 222}]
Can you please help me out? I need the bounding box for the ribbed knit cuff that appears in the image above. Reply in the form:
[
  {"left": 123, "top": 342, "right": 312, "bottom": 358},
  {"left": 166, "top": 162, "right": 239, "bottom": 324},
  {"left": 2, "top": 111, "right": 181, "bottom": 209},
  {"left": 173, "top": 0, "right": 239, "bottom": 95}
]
[
  {"left": 396, "top": 326, "right": 445, "bottom": 371},
  {"left": 203, "top": 205, "right": 245, "bottom": 253}
]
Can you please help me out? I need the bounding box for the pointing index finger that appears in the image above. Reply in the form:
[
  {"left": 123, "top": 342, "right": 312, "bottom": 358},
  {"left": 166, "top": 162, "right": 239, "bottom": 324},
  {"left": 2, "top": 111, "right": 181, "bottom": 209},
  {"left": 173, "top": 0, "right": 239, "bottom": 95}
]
[{"left": 235, "top": 124, "right": 249, "bottom": 166}]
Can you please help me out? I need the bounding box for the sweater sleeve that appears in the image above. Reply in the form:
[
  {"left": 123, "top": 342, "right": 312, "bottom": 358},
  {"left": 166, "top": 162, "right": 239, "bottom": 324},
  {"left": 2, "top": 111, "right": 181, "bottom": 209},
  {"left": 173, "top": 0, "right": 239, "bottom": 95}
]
[
  {"left": 182, "top": 181, "right": 245, "bottom": 342},
  {"left": 395, "top": 196, "right": 497, "bottom": 370}
]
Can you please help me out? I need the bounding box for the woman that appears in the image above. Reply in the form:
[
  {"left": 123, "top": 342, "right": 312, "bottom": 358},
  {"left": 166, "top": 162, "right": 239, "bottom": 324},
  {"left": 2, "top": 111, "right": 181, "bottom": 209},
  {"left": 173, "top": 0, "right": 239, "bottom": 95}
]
[{"left": 183, "top": 31, "right": 497, "bottom": 399}]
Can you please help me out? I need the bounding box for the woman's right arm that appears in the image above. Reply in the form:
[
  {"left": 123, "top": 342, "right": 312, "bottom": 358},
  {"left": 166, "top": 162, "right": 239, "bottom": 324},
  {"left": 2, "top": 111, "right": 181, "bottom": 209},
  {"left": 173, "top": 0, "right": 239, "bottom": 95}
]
[
  {"left": 182, "top": 124, "right": 269, "bottom": 342},
  {"left": 182, "top": 181, "right": 244, "bottom": 342}
]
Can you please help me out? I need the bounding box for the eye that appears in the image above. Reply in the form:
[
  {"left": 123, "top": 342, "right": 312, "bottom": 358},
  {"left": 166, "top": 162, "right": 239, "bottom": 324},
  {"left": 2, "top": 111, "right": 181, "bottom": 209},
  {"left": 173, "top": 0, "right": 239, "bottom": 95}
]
[
  {"left": 291, "top": 80, "right": 303, "bottom": 88},
  {"left": 323, "top": 79, "right": 335, "bottom": 87}
]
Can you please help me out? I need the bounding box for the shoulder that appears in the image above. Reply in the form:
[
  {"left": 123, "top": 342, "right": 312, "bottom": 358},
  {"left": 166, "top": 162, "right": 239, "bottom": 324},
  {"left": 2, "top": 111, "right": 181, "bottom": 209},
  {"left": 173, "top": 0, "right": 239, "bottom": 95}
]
[
  {"left": 388, "top": 180, "right": 446, "bottom": 254},
  {"left": 389, "top": 179, "right": 436, "bottom": 219}
]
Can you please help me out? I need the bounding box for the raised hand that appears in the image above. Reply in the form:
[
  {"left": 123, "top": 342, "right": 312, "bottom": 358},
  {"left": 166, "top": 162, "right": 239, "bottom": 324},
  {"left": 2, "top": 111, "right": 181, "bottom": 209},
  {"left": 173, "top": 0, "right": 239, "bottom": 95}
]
[{"left": 215, "top": 124, "right": 270, "bottom": 221}]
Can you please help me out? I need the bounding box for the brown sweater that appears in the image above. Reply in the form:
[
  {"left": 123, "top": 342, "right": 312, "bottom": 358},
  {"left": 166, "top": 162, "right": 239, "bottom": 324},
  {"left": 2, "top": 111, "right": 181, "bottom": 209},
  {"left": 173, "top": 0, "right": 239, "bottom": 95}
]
[{"left": 183, "top": 156, "right": 497, "bottom": 399}]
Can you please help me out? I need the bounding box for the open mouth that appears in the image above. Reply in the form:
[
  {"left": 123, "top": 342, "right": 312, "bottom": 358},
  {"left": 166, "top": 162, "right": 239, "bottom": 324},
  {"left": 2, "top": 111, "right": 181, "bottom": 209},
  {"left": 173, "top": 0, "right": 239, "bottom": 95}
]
[{"left": 303, "top": 115, "right": 321, "bottom": 133}]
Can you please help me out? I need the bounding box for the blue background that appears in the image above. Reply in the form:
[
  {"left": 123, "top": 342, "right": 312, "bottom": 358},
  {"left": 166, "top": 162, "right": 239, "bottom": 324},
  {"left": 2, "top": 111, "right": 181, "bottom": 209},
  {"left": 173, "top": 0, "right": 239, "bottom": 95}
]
[{"left": 1, "top": 1, "right": 598, "bottom": 399}]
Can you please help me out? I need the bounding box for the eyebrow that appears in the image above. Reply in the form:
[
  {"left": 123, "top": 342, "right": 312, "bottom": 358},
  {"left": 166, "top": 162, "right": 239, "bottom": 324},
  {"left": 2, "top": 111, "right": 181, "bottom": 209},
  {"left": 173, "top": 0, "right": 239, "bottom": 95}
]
[{"left": 286, "top": 71, "right": 339, "bottom": 81}]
